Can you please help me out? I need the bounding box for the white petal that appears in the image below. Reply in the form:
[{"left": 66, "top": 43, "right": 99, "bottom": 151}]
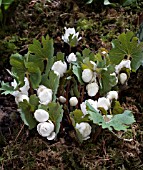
[
  {"left": 47, "top": 132, "right": 56, "bottom": 140},
  {"left": 34, "top": 109, "right": 49, "bottom": 122},
  {"left": 51, "top": 61, "right": 67, "bottom": 77}
]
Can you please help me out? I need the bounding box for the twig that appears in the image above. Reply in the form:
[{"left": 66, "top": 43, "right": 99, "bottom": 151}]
[{"left": 14, "top": 123, "right": 25, "bottom": 143}]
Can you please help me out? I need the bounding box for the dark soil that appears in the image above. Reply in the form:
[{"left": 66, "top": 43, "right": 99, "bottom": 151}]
[{"left": 0, "top": 0, "right": 143, "bottom": 169}]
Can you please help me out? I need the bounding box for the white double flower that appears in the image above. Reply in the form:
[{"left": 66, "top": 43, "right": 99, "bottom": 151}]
[
  {"left": 37, "top": 85, "right": 52, "bottom": 105},
  {"left": 37, "top": 121, "right": 56, "bottom": 140},
  {"left": 75, "top": 122, "right": 91, "bottom": 140},
  {"left": 51, "top": 60, "right": 67, "bottom": 77}
]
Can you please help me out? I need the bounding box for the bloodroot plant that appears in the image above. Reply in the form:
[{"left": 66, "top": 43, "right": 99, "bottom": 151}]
[{"left": 1, "top": 28, "right": 142, "bottom": 142}]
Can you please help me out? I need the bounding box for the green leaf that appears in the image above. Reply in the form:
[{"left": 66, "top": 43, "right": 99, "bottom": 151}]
[
  {"left": 72, "top": 65, "right": 84, "bottom": 85},
  {"left": 19, "top": 100, "right": 37, "bottom": 129},
  {"left": 29, "top": 95, "right": 39, "bottom": 112},
  {"left": 0, "top": 81, "right": 14, "bottom": 95},
  {"left": 99, "top": 65, "right": 117, "bottom": 95},
  {"left": 122, "top": 0, "right": 136, "bottom": 6},
  {"left": 86, "top": 102, "right": 104, "bottom": 124},
  {"left": 56, "top": 52, "right": 65, "bottom": 62},
  {"left": 102, "top": 110, "right": 135, "bottom": 131},
  {"left": 25, "top": 62, "right": 41, "bottom": 89},
  {"left": 48, "top": 102, "right": 63, "bottom": 134},
  {"left": 28, "top": 35, "right": 54, "bottom": 72},
  {"left": 70, "top": 109, "right": 89, "bottom": 123},
  {"left": 109, "top": 32, "right": 143, "bottom": 72},
  {"left": 10, "top": 53, "right": 26, "bottom": 86},
  {"left": 82, "top": 48, "right": 95, "bottom": 61},
  {"left": 86, "top": 102, "right": 135, "bottom": 132},
  {"left": 41, "top": 70, "right": 59, "bottom": 101},
  {"left": 112, "top": 101, "right": 124, "bottom": 115}
]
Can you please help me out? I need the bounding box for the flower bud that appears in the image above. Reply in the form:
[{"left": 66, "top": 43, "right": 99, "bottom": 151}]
[
  {"left": 82, "top": 69, "right": 93, "bottom": 83},
  {"left": 51, "top": 61, "right": 67, "bottom": 77},
  {"left": 97, "top": 97, "right": 110, "bottom": 110},
  {"left": 69, "top": 97, "right": 78, "bottom": 106},
  {"left": 106, "top": 91, "right": 118, "bottom": 101},
  {"left": 75, "top": 122, "right": 91, "bottom": 140},
  {"left": 34, "top": 109, "right": 49, "bottom": 122},
  {"left": 119, "top": 73, "right": 127, "bottom": 84},
  {"left": 86, "top": 82, "right": 99, "bottom": 97},
  {"left": 59, "top": 96, "right": 66, "bottom": 103},
  {"left": 67, "top": 53, "right": 77, "bottom": 63},
  {"left": 37, "top": 121, "right": 56, "bottom": 140}
]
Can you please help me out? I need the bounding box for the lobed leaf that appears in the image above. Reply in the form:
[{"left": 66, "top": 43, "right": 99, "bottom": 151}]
[{"left": 48, "top": 102, "right": 63, "bottom": 134}]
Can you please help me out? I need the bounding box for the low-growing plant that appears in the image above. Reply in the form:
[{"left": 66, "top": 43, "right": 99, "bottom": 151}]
[{"left": 1, "top": 27, "right": 143, "bottom": 142}]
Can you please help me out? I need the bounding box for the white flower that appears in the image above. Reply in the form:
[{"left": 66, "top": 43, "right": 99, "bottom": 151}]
[
  {"left": 75, "top": 122, "right": 91, "bottom": 140},
  {"left": 34, "top": 109, "right": 49, "bottom": 122},
  {"left": 106, "top": 91, "right": 118, "bottom": 101},
  {"left": 69, "top": 97, "right": 78, "bottom": 106},
  {"left": 51, "top": 61, "right": 67, "bottom": 77},
  {"left": 62, "top": 27, "right": 81, "bottom": 44},
  {"left": 59, "top": 96, "right": 66, "bottom": 103},
  {"left": 37, "top": 121, "right": 56, "bottom": 140},
  {"left": 67, "top": 53, "right": 77, "bottom": 63},
  {"left": 20, "top": 77, "right": 30, "bottom": 94},
  {"left": 37, "top": 85, "right": 52, "bottom": 105},
  {"left": 115, "top": 60, "right": 131, "bottom": 74},
  {"left": 119, "top": 73, "right": 127, "bottom": 84},
  {"left": 97, "top": 97, "right": 111, "bottom": 110},
  {"left": 82, "top": 69, "right": 93, "bottom": 83},
  {"left": 80, "top": 99, "right": 98, "bottom": 115},
  {"left": 86, "top": 82, "right": 99, "bottom": 97},
  {"left": 15, "top": 93, "right": 29, "bottom": 104},
  {"left": 11, "top": 77, "right": 30, "bottom": 96}
]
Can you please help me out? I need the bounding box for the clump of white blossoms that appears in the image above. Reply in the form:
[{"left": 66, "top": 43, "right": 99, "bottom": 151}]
[
  {"left": 115, "top": 59, "right": 131, "bottom": 74},
  {"left": 37, "top": 121, "right": 56, "bottom": 140},
  {"left": 69, "top": 97, "right": 78, "bottom": 106},
  {"left": 119, "top": 73, "right": 128, "bottom": 84},
  {"left": 51, "top": 60, "right": 67, "bottom": 77},
  {"left": 62, "top": 27, "right": 82, "bottom": 44},
  {"left": 67, "top": 53, "right": 77, "bottom": 63},
  {"left": 75, "top": 122, "right": 92, "bottom": 140},
  {"left": 37, "top": 85, "right": 52, "bottom": 105}
]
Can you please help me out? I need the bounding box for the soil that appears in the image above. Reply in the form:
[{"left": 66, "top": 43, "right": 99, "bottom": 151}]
[{"left": 0, "top": 0, "right": 143, "bottom": 169}]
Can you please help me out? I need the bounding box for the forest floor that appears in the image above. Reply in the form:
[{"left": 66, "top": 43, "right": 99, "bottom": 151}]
[{"left": 0, "top": 0, "right": 143, "bottom": 169}]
